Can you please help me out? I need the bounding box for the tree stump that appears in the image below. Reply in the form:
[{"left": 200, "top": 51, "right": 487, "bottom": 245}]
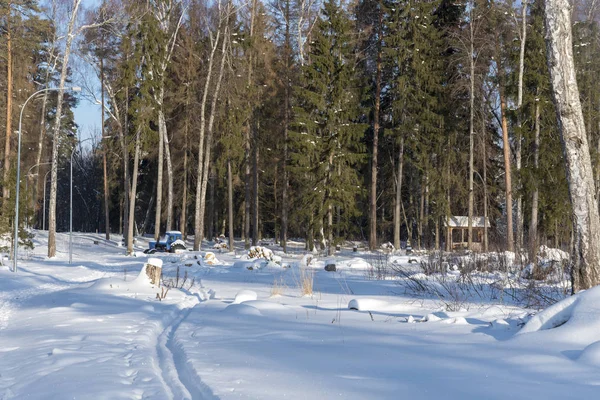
[{"left": 144, "top": 258, "right": 163, "bottom": 286}]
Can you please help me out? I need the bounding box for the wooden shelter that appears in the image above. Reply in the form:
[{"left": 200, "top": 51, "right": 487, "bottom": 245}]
[{"left": 445, "top": 216, "right": 489, "bottom": 252}]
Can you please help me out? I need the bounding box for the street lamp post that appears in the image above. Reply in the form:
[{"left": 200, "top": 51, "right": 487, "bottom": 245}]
[{"left": 13, "top": 86, "right": 80, "bottom": 273}]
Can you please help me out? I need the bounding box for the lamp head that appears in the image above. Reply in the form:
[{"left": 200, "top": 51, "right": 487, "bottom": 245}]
[{"left": 70, "top": 87, "right": 82, "bottom": 92}]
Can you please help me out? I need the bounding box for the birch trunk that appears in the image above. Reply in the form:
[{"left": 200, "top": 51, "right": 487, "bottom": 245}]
[
  {"left": 48, "top": 0, "right": 81, "bottom": 257},
  {"left": 154, "top": 112, "right": 164, "bottom": 241},
  {"left": 193, "top": 27, "right": 221, "bottom": 250},
  {"left": 127, "top": 128, "right": 141, "bottom": 255},
  {"left": 101, "top": 57, "right": 110, "bottom": 240},
  {"left": 545, "top": 0, "right": 600, "bottom": 291},
  {"left": 120, "top": 88, "right": 130, "bottom": 245},
  {"left": 515, "top": 0, "right": 528, "bottom": 253},
  {"left": 197, "top": 23, "right": 228, "bottom": 250},
  {"left": 468, "top": 6, "right": 475, "bottom": 251},
  {"left": 529, "top": 101, "right": 540, "bottom": 261},
  {"left": 159, "top": 107, "right": 174, "bottom": 232}
]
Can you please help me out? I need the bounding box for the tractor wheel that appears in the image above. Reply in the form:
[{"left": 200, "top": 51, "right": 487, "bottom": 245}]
[{"left": 170, "top": 243, "right": 187, "bottom": 253}]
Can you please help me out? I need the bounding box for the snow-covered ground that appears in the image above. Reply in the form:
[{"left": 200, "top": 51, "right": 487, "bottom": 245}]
[{"left": 0, "top": 231, "right": 599, "bottom": 399}]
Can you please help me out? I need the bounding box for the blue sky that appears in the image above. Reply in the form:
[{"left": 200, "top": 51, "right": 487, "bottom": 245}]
[{"left": 74, "top": 99, "right": 101, "bottom": 140}]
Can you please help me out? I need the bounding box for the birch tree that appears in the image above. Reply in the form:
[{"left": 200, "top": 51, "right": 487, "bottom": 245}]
[{"left": 544, "top": 0, "right": 600, "bottom": 291}]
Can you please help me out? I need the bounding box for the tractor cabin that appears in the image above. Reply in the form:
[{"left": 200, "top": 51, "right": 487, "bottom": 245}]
[{"left": 445, "top": 216, "right": 489, "bottom": 252}]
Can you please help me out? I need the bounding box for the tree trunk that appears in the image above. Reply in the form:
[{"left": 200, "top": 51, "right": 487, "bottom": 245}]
[
  {"left": 101, "top": 56, "right": 110, "bottom": 240},
  {"left": 515, "top": 0, "right": 528, "bottom": 253},
  {"left": 180, "top": 141, "right": 188, "bottom": 239},
  {"left": 154, "top": 110, "right": 164, "bottom": 240},
  {"left": 244, "top": 0, "right": 257, "bottom": 250},
  {"left": 193, "top": 26, "right": 221, "bottom": 251},
  {"left": 142, "top": 187, "right": 155, "bottom": 236},
  {"left": 327, "top": 204, "right": 333, "bottom": 256},
  {"left": 394, "top": 136, "right": 404, "bottom": 250},
  {"left": 545, "top": 0, "right": 600, "bottom": 291},
  {"left": 499, "top": 80, "right": 514, "bottom": 252},
  {"left": 468, "top": 9, "right": 475, "bottom": 251},
  {"left": 252, "top": 134, "right": 259, "bottom": 246},
  {"left": 529, "top": 100, "right": 540, "bottom": 261},
  {"left": 120, "top": 88, "right": 130, "bottom": 245},
  {"left": 227, "top": 158, "right": 234, "bottom": 251},
  {"left": 208, "top": 168, "right": 215, "bottom": 240},
  {"left": 481, "top": 101, "right": 489, "bottom": 253},
  {"left": 197, "top": 23, "right": 228, "bottom": 250},
  {"left": 48, "top": 0, "right": 81, "bottom": 258},
  {"left": 280, "top": 0, "right": 291, "bottom": 253},
  {"left": 159, "top": 107, "right": 174, "bottom": 232},
  {"left": 3, "top": 12, "right": 13, "bottom": 200},
  {"left": 369, "top": 7, "right": 383, "bottom": 251},
  {"left": 127, "top": 128, "right": 141, "bottom": 255}
]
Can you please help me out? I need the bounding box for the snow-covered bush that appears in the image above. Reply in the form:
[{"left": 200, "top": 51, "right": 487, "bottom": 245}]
[
  {"left": 213, "top": 242, "right": 228, "bottom": 250},
  {"left": 247, "top": 246, "right": 274, "bottom": 261},
  {"left": 380, "top": 242, "right": 395, "bottom": 252}
]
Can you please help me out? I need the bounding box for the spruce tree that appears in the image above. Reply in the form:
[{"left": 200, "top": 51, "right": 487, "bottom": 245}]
[{"left": 291, "top": 0, "right": 366, "bottom": 253}]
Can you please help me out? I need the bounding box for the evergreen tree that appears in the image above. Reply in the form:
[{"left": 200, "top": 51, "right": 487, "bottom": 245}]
[{"left": 291, "top": 0, "right": 366, "bottom": 253}]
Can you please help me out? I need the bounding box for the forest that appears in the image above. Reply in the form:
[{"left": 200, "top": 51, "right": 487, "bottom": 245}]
[{"left": 0, "top": 0, "right": 596, "bottom": 264}]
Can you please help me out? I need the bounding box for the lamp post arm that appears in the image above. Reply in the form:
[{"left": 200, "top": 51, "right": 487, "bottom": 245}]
[{"left": 13, "top": 86, "right": 79, "bottom": 273}]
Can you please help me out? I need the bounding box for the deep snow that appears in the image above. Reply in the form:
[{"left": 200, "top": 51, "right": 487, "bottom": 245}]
[{"left": 0, "top": 231, "right": 599, "bottom": 399}]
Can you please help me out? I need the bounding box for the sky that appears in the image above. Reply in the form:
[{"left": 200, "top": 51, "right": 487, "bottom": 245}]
[{"left": 74, "top": 99, "right": 101, "bottom": 140}]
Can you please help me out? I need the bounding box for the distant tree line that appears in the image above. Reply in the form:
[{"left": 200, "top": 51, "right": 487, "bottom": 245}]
[{"left": 2, "top": 0, "right": 600, "bottom": 289}]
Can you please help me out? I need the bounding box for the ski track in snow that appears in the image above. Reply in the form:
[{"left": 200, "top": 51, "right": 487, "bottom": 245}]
[{"left": 157, "top": 303, "right": 219, "bottom": 400}]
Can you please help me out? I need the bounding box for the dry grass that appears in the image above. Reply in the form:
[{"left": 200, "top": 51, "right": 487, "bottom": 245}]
[
  {"left": 271, "top": 277, "right": 287, "bottom": 296},
  {"left": 299, "top": 267, "right": 314, "bottom": 296}
]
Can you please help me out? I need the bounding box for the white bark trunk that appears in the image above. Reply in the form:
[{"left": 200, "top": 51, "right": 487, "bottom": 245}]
[
  {"left": 194, "top": 27, "right": 221, "bottom": 251},
  {"left": 198, "top": 23, "right": 228, "bottom": 250},
  {"left": 48, "top": 0, "right": 81, "bottom": 258},
  {"left": 515, "top": 0, "right": 528, "bottom": 253},
  {"left": 127, "top": 128, "right": 141, "bottom": 255},
  {"left": 545, "top": 0, "right": 600, "bottom": 291},
  {"left": 468, "top": 5, "right": 475, "bottom": 251}
]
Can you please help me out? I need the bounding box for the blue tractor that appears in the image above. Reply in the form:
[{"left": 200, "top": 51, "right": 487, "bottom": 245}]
[{"left": 145, "top": 231, "right": 187, "bottom": 254}]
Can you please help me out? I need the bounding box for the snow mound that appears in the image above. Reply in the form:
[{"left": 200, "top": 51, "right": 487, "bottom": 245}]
[
  {"left": 223, "top": 303, "right": 263, "bottom": 316},
  {"left": 233, "top": 290, "right": 258, "bottom": 304},
  {"left": 518, "top": 285, "right": 600, "bottom": 347},
  {"left": 348, "top": 298, "right": 390, "bottom": 311},
  {"left": 440, "top": 317, "right": 469, "bottom": 325},
  {"left": 237, "top": 300, "right": 289, "bottom": 314},
  {"left": 422, "top": 313, "right": 442, "bottom": 322},
  {"left": 203, "top": 252, "right": 220, "bottom": 265},
  {"left": 579, "top": 341, "right": 600, "bottom": 367}
]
